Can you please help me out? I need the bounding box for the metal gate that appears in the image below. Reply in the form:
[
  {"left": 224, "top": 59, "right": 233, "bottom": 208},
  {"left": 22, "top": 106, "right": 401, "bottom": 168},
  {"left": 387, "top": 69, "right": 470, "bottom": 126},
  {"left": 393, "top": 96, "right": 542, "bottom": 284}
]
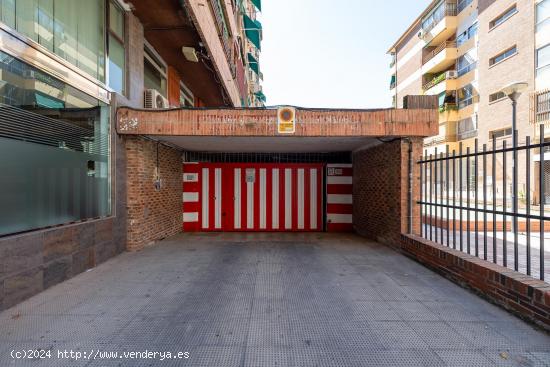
[{"left": 183, "top": 163, "right": 324, "bottom": 232}]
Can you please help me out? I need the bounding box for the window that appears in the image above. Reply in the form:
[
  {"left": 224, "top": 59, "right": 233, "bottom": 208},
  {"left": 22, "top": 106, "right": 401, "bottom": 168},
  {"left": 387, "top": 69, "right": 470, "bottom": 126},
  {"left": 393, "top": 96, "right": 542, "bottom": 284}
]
[
  {"left": 107, "top": 1, "right": 125, "bottom": 95},
  {"left": 489, "top": 127, "right": 513, "bottom": 140},
  {"left": 458, "top": 0, "right": 474, "bottom": 13},
  {"left": 0, "top": 51, "right": 111, "bottom": 236},
  {"left": 457, "top": 115, "right": 478, "bottom": 140},
  {"left": 0, "top": 0, "right": 105, "bottom": 82},
  {"left": 457, "top": 49, "right": 477, "bottom": 76},
  {"left": 422, "top": 1, "right": 448, "bottom": 32},
  {"left": 457, "top": 22, "right": 478, "bottom": 47},
  {"left": 537, "top": 44, "right": 550, "bottom": 77},
  {"left": 144, "top": 45, "right": 167, "bottom": 97},
  {"left": 180, "top": 82, "right": 194, "bottom": 107},
  {"left": 537, "top": 0, "right": 550, "bottom": 32},
  {"left": 489, "top": 91, "right": 506, "bottom": 103},
  {"left": 490, "top": 46, "right": 517, "bottom": 66},
  {"left": 457, "top": 84, "right": 477, "bottom": 109},
  {"left": 490, "top": 5, "right": 518, "bottom": 29}
]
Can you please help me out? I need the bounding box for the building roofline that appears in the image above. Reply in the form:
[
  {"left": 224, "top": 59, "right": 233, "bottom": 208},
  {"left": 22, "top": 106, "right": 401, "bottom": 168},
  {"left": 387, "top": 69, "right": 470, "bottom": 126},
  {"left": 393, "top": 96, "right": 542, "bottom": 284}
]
[{"left": 386, "top": 0, "right": 441, "bottom": 54}]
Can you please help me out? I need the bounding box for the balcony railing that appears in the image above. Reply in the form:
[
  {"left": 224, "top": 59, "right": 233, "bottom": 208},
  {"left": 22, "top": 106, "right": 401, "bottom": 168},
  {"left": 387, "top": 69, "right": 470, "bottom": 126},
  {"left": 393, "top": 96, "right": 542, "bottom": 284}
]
[
  {"left": 422, "top": 2, "right": 458, "bottom": 34},
  {"left": 210, "top": 0, "right": 236, "bottom": 78},
  {"left": 456, "top": 116, "right": 477, "bottom": 140},
  {"left": 423, "top": 72, "right": 447, "bottom": 91},
  {"left": 422, "top": 41, "right": 457, "bottom": 65},
  {"left": 457, "top": 0, "right": 473, "bottom": 13},
  {"left": 457, "top": 62, "right": 476, "bottom": 77},
  {"left": 439, "top": 102, "right": 458, "bottom": 113},
  {"left": 458, "top": 94, "right": 479, "bottom": 109}
]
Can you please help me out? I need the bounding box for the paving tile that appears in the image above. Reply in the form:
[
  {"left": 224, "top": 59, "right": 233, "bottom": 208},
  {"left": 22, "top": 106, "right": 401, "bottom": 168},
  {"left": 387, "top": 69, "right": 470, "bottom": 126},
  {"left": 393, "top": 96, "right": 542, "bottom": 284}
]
[
  {"left": 482, "top": 349, "right": 549, "bottom": 367},
  {"left": 406, "top": 321, "right": 474, "bottom": 349},
  {"left": 434, "top": 350, "right": 495, "bottom": 366},
  {"left": 0, "top": 233, "right": 549, "bottom": 367},
  {"left": 387, "top": 301, "right": 440, "bottom": 321}
]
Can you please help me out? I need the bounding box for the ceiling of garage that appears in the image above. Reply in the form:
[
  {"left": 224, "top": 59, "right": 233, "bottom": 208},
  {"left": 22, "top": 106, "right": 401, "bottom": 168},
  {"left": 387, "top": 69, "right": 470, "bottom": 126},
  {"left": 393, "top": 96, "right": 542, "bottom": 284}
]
[{"left": 157, "top": 136, "right": 382, "bottom": 153}]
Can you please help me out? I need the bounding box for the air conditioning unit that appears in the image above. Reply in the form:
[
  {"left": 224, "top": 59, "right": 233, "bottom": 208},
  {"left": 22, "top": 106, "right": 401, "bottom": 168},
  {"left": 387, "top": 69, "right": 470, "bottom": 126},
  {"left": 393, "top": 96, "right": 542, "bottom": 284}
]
[
  {"left": 446, "top": 70, "right": 458, "bottom": 79},
  {"left": 144, "top": 89, "right": 168, "bottom": 109}
]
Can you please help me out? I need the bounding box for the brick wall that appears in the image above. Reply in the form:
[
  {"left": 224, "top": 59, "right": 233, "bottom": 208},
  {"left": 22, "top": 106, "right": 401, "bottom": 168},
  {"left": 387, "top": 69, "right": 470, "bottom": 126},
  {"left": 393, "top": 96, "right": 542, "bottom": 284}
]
[
  {"left": 125, "top": 137, "right": 183, "bottom": 251},
  {"left": 353, "top": 140, "right": 402, "bottom": 245},
  {"left": 353, "top": 138, "right": 423, "bottom": 246},
  {"left": 401, "top": 234, "right": 550, "bottom": 331}
]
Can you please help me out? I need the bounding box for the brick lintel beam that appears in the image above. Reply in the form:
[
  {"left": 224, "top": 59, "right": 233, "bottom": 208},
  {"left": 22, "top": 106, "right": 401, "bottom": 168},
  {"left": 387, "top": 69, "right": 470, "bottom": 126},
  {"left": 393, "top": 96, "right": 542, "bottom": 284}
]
[{"left": 116, "top": 107, "right": 438, "bottom": 138}]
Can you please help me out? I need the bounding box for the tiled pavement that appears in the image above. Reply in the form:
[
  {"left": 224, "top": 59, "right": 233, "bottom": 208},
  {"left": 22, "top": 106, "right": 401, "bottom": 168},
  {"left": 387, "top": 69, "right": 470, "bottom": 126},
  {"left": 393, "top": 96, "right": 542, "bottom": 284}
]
[{"left": 0, "top": 233, "right": 549, "bottom": 366}]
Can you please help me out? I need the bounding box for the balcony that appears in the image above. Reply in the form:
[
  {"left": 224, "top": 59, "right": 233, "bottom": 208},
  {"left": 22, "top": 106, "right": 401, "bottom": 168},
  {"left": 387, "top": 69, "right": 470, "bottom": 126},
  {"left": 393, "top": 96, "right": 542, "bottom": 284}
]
[
  {"left": 211, "top": 0, "right": 236, "bottom": 78},
  {"left": 130, "top": 0, "right": 242, "bottom": 107},
  {"left": 457, "top": 0, "right": 474, "bottom": 13},
  {"left": 421, "top": 2, "right": 458, "bottom": 46},
  {"left": 424, "top": 121, "right": 458, "bottom": 146},
  {"left": 457, "top": 115, "right": 478, "bottom": 140},
  {"left": 457, "top": 94, "right": 478, "bottom": 110},
  {"left": 439, "top": 102, "right": 459, "bottom": 121},
  {"left": 423, "top": 71, "right": 458, "bottom": 95},
  {"left": 422, "top": 41, "right": 458, "bottom": 74}
]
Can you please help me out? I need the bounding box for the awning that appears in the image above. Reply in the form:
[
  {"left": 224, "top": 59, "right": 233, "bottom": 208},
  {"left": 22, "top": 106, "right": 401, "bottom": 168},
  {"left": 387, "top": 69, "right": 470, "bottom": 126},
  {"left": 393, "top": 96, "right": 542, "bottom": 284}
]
[
  {"left": 251, "top": 0, "right": 261, "bottom": 11},
  {"left": 247, "top": 53, "right": 259, "bottom": 74},
  {"left": 255, "top": 90, "right": 266, "bottom": 103},
  {"left": 390, "top": 75, "right": 396, "bottom": 85},
  {"left": 35, "top": 93, "right": 65, "bottom": 109},
  {"left": 243, "top": 14, "right": 262, "bottom": 50},
  {"left": 438, "top": 92, "right": 446, "bottom": 107}
]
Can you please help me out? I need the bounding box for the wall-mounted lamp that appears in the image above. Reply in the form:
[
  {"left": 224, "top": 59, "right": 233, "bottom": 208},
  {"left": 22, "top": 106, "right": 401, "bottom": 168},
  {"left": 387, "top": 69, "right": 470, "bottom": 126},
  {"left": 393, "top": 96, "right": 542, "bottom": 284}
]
[{"left": 181, "top": 46, "right": 199, "bottom": 62}]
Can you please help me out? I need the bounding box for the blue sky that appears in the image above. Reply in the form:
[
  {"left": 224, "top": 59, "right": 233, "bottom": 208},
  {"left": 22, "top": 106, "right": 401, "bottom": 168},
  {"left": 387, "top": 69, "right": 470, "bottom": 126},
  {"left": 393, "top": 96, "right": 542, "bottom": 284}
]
[{"left": 259, "top": 0, "right": 432, "bottom": 108}]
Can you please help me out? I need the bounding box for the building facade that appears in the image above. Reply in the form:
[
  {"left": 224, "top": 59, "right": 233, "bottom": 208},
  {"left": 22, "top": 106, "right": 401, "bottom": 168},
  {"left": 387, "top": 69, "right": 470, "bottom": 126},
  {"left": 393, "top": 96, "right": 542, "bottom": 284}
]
[
  {"left": 0, "top": 0, "right": 264, "bottom": 309},
  {"left": 389, "top": 0, "right": 550, "bottom": 203}
]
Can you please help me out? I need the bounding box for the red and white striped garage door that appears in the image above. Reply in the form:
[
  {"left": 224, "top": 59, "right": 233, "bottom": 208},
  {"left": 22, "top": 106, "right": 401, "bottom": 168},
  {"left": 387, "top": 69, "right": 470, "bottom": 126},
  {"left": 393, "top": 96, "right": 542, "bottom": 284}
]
[
  {"left": 326, "top": 164, "right": 353, "bottom": 232},
  {"left": 183, "top": 163, "right": 323, "bottom": 232}
]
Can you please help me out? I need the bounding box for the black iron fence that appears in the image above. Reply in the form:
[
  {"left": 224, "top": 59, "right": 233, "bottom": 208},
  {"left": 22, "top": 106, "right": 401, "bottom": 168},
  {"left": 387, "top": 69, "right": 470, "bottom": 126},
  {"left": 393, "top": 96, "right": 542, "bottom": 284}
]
[{"left": 418, "top": 124, "right": 550, "bottom": 281}]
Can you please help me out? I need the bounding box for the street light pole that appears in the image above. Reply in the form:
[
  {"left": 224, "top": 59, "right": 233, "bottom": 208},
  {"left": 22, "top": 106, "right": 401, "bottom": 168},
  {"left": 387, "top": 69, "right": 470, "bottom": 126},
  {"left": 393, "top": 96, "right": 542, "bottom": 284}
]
[
  {"left": 501, "top": 82, "right": 528, "bottom": 272},
  {"left": 511, "top": 94, "right": 519, "bottom": 271}
]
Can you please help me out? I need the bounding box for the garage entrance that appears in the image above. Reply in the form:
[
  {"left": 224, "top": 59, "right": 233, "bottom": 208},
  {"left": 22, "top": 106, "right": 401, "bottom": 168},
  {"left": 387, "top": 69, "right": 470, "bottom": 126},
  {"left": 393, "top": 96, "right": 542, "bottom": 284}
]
[
  {"left": 116, "top": 101, "right": 438, "bottom": 248},
  {"left": 183, "top": 162, "right": 325, "bottom": 232}
]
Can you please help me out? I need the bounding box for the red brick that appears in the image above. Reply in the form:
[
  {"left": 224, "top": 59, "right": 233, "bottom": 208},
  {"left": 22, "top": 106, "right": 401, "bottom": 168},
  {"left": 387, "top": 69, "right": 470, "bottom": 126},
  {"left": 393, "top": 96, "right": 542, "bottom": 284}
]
[
  {"left": 400, "top": 234, "right": 550, "bottom": 332},
  {"left": 125, "top": 136, "right": 182, "bottom": 251}
]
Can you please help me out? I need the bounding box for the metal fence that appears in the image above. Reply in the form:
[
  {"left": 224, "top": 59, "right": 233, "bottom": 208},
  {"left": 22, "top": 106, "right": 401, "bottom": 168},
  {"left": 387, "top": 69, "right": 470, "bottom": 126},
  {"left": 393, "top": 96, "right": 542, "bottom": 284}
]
[{"left": 418, "top": 124, "right": 550, "bottom": 281}]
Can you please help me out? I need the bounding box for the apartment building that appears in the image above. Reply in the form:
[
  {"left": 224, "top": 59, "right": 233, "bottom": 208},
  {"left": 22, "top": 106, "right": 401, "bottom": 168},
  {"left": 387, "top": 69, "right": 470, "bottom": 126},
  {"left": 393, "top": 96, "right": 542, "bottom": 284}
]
[
  {"left": 240, "top": 0, "right": 265, "bottom": 106},
  {"left": 533, "top": 0, "right": 550, "bottom": 203},
  {"left": 389, "top": 0, "right": 548, "bottom": 152},
  {"left": 0, "top": 0, "right": 263, "bottom": 308},
  {"left": 389, "top": 0, "right": 550, "bottom": 202}
]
